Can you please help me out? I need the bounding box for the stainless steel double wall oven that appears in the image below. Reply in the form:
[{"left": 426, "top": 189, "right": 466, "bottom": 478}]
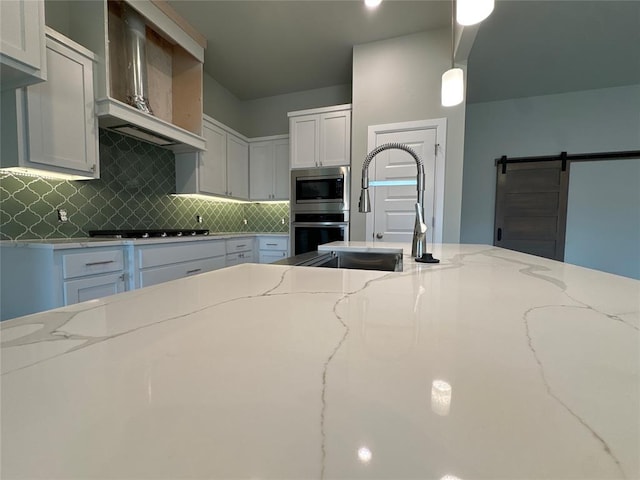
[{"left": 290, "top": 166, "right": 350, "bottom": 255}]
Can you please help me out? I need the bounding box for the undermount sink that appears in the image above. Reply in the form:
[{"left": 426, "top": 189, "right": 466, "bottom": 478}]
[
  {"left": 333, "top": 251, "right": 403, "bottom": 272},
  {"left": 275, "top": 246, "right": 403, "bottom": 272}
]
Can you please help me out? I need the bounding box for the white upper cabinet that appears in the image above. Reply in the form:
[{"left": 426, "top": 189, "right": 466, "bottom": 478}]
[
  {"left": 175, "top": 116, "right": 249, "bottom": 201},
  {"left": 0, "top": 0, "right": 47, "bottom": 90},
  {"left": 42, "top": 0, "right": 206, "bottom": 152},
  {"left": 1, "top": 29, "right": 98, "bottom": 179},
  {"left": 227, "top": 134, "right": 249, "bottom": 199},
  {"left": 289, "top": 104, "right": 351, "bottom": 169},
  {"left": 249, "top": 136, "right": 289, "bottom": 201},
  {"left": 198, "top": 121, "right": 227, "bottom": 196}
]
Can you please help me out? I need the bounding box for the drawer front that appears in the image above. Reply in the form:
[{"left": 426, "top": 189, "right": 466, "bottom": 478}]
[
  {"left": 258, "top": 237, "right": 288, "bottom": 250},
  {"left": 62, "top": 249, "right": 125, "bottom": 279},
  {"left": 138, "top": 241, "right": 225, "bottom": 269},
  {"left": 259, "top": 251, "right": 287, "bottom": 264},
  {"left": 226, "top": 237, "right": 253, "bottom": 253},
  {"left": 139, "top": 256, "right": 226, "bottom": 288}
]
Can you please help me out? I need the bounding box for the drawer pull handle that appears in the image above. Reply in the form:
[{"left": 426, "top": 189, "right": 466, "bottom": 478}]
[
  {"left": 186, "top": 268, "right": 202, "bottom": 275},
  {"left": 85, "top": 260, "right": 116, "bottom": 266},
  {"left": 266, "top": 243, "right": 277, "bottom": 246},
  {"left": 237, "top": 244, "right": 246, "bottom": 248}
]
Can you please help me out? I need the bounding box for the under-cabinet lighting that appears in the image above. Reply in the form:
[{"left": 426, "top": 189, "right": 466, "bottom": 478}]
[
  {"left": 171, "top": 194, "right": 250, "bottom": 203},
  {"left": 364, "top": 0, "right": 382, "bottom": 9},
  {"left": 0, "top": 167, "right": 94, "bottom": 181}
]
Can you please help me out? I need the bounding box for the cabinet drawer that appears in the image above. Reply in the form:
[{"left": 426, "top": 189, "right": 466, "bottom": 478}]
[
  {"left": 62, "top": 249, "right": 124, "bottom": 279},
  {"left": 258, "top": 237, "right": 288, "bottom": 250},
  {"left": 259, "top": 251, "right": 287, "bottom": 264},
  {"left": 139, "top": 256, "right": 225, "bottom": 288},
  {"left": 137, "top": 241, "right": 225, "bottom": 269},
  {"left": 226, "top": 237, "right": 253, "bottom": 253}
]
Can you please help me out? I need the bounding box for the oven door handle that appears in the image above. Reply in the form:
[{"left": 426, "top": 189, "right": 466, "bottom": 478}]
[{"left": 292, "top": 222, "right": 348, "bottom": 228}]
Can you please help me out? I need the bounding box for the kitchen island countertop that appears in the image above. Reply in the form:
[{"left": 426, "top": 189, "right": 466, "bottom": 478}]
[{"left": 1, "top": 243, "right": 638, "bottom": 478}]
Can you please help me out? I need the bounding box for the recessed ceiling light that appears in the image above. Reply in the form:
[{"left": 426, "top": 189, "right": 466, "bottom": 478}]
[{"left": 364, "top": 0, "right": 382, "bottom": 9}]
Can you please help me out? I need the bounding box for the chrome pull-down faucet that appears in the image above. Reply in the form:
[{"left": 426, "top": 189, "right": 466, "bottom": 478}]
[{"left": 358, "top": 143, "right": 439, "bottom": 263}]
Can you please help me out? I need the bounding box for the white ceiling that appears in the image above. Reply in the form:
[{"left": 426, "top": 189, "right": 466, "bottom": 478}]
[{"left": 167, "top": 0, "right": 640, "bottom": 103}]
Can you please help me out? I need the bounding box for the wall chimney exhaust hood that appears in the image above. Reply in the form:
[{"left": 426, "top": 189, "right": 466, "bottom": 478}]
[{"left": 94, "top": 0, "right": 207, "bottom": 153}]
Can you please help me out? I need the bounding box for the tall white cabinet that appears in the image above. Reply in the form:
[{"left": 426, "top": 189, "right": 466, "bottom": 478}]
[
  {"left": 0, "top": 0, "right": 47, "bottom": 90},
  {"left": 1, "top": 28, "right": 98, "bottom": 179},
  {"left": 249, "top": 136, "right": 289, "bottom": 201},
  {"left": 289, "top": 104, "right": 351, "bottom": 169}
]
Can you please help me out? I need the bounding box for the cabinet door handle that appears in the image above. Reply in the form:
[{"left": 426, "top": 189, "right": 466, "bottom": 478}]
[
  {"left": 266, "top": 243, "right": 277, "bottom": 246},
  {"left": 85, "top": 260, "right": 115, "bottom": 266},
  {"left": 497, "top": 228, "right": 502, "bottom": 241},
  {"left": 237, "top": 244, "right": 246, "bottom": 248},
  {"left": 186, "top": 268, "right": 202, "bottom": 275}
]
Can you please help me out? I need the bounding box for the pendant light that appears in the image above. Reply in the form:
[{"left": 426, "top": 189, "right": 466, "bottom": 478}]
[
  {"left": 441, "top": 0, "right": 463, "bottom": 107},
  {"left": 457, "top": 0, "right": 494, "bottom": 26}
]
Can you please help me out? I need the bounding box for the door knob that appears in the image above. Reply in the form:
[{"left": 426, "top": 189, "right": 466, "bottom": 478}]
[{"left": 376, "top": 233, "right": 383, "bottom": 239}]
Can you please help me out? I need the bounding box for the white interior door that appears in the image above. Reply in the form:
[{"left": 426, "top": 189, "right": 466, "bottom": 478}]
[{"left": 366, "top": 119, "right": 446, "bottom": 244}]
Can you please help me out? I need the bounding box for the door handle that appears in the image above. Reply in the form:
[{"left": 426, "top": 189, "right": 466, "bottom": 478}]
[
  {"left": 497, "top": 228, "right": 502, "bottom": 241},
  {"left": 376, "top": 233, "right": 383, "bottom": 239}
]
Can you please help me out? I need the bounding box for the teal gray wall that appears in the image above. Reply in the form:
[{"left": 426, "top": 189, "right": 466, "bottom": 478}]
[
  {"left": 351, "top": 29, "right": 467, "bottom": 242},
  {"left": 242, "top": 84, "right": 352, "bottom": 138},
  {"left": 203, "top": 73, "right": 245, "bottom": 134},
  {"left": 0, "top": 130, "right": 288, "bottom": 240},
  {"left": 203, "top": 72, "right": 351, "bottom": 137},
  {"left": 461, "top": 84, "right": 640, "bottom": 278},
  {"left": 565, "top": 159, "right": 640, "bottom": 279}
]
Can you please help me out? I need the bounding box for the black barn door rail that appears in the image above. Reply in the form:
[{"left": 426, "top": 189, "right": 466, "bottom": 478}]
[{"left": 495, "top": 149, "right": 640, "bottom": 174}]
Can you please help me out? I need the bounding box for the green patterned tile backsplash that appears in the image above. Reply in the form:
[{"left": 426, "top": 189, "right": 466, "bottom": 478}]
[{"left": 0, "top": 130, "right": 289, "bottom": 240}]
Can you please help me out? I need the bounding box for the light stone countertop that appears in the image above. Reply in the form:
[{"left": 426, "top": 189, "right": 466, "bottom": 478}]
[
  {"left": 0, "top": 232, "right": 288, "bottom": 250},
  {"left": 1, "top": 243, "right": 638, "bottom": 479}
]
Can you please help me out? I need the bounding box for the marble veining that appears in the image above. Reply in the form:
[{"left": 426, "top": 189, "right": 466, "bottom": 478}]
[{"left": 1, "top": 244, "right": 638, "bottom": 479}]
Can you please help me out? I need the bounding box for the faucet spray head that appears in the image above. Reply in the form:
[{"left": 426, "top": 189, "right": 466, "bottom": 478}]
[{"left": 359, "top": 188, "right": 371, "bottom": 213}]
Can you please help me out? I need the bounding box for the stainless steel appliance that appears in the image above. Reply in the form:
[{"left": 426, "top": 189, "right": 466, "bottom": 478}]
[
  {"left": 88, "top": 229, "right": 209, "bottom": 238},
  {"left": 290, "top": 167, "right": 350, "bottom": 255},
  {"left": 291, "top": 212, "right": 349, "bottom": 255},
  {"left": 290, "top": 167, "right": 349, "bottom": 213}
]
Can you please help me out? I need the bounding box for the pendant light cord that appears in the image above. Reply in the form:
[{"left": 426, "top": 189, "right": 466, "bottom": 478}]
[{"left": 451, "top": 0, "right": 455, "bottom": 69}]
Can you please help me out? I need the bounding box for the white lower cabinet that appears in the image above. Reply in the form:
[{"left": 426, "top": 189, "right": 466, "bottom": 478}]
[
  {"left": 258, "top": 236, "right": 289, "bottom": 264},
  {"left": 225, "top": 237, "right": 254, "bottom": 267},
  {"left": 0, "top": 244, "right": 129, "bottom": 320},
  {"left": 135, "top": 240, "right": 226, "bottom": 289},
  {"left": 64, "top": 272, "right": 126, "bottom": 305},
  {"left": 1, "top": 236, "right": 291, "bottom": 321},
  {"left": 61, "top": 248, "right": 127, "bottom": 305}
]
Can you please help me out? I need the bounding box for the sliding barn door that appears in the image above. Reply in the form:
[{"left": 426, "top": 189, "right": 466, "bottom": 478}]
[{"left": 494, "top": 160, "right": 569, "bottom": 261}]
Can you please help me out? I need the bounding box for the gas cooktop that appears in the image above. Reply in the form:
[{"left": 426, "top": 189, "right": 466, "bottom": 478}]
[{"left": 88, "top": 229, "right": 210, "bottom": 239}]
